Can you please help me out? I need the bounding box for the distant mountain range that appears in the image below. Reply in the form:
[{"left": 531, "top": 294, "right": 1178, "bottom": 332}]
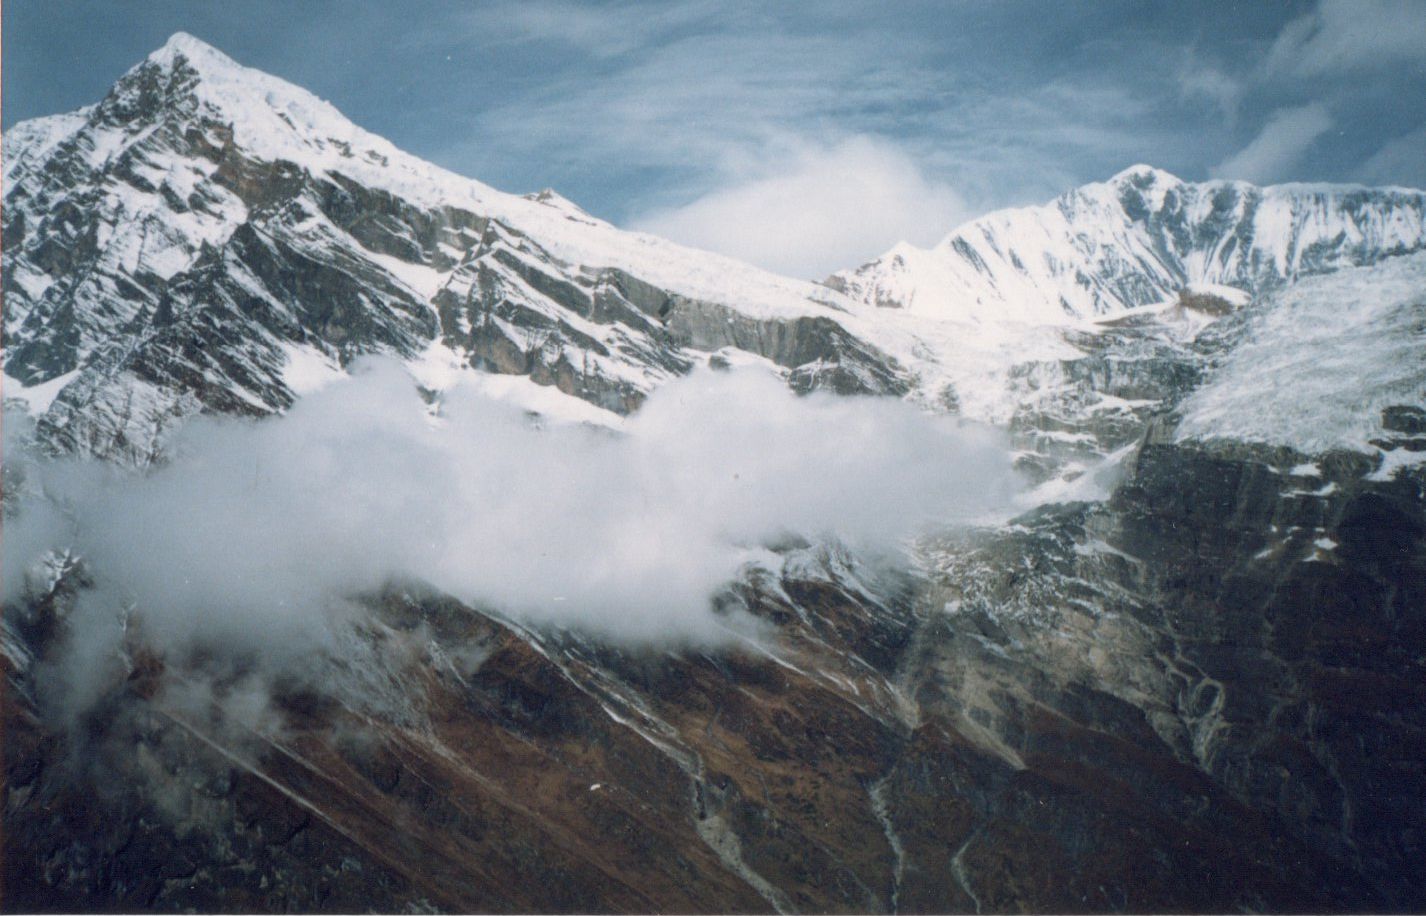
[
  {"left": 829, "top": 163, "right": 1426, "bottom": 321},
  {"left": 6, "top": 33, "right": 1426, "bottom": 465}
]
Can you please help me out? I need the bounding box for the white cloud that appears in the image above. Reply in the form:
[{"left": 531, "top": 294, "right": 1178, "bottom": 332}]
[
  {"left": 457, "top": 0, "right": 719, "bottom": 59},
  {"left": 6, "top": 360, "right": 1021, "bottom": 723},
  {"left": 453, "top": 25, "right": 942, "bottom": 185},
  {"left": 1264, "top": 0, "right": 1426, "bottom": 78},
  {"left": 1175, "top": 54, "right": 1243, "bottom": 122},
  {"left": 1357, "top": 124, "right": 1426, "bottom": 188},
  {"left": 1211, "top": 104, "right": 1334, "bottom": 184},
  {"left": 631, "top": 135, "right": 970, "bottom": 279}
]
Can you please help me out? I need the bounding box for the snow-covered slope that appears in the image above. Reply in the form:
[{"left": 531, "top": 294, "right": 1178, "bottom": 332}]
[
  {"left": 1176, "top": 250, "right": 1426, "bottom": 454},
  {"left": 828, "top": 165, "right": 1426, "bottom": 323},
  {"left": 2, "top": 34, "right": 907, "bottom": 461},
  {"left": 6, "top": 34, "right": 1425, "bottom": 468},
  {"left": 5, "top": 34, "right": 849, "bottom": 321}
]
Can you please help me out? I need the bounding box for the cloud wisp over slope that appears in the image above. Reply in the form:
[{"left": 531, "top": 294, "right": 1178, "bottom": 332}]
[{"left": 4, "top": 362, "right": 1020, "bottom": 719}]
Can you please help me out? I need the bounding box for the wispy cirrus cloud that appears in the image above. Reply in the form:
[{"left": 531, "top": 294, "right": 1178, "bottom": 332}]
[
  {"left": 439, "top": 0, "right": 1425, "bottom": 218},
  {"left": 1212, "top": 103, "right": 1334, "bottom": 184},
  {"left": 1263, "top": 0, "right": 1426, "bottom": 78},
  {"left": 1357, "top": 125, "right": 1426, "bottom": 187},
  {"left": 453, "top": 0, "right": 722, "bottom": 59},
  {"left": 1194, "top": 0, "right": 1426, "bottom": 186},
  {"left": 450, "top": 20, "right": 948, "bottom": 183},
  {"left": 1175, "top": 52, "right": 1244, "bottom": 122}
]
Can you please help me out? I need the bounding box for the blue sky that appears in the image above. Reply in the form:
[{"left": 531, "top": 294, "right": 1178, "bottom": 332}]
[{"left": 5, "top": 1, "right": 1426, "bottom": 276}]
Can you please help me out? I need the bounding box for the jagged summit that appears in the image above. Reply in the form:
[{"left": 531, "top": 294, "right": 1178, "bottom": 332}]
[
  {"left": 1, "top": 34, "right": 904, "bottom": 463},
  {"left": 833, "top": 167, "right": 1426, "bottom": 322},
  {"left": 117, "top": 29, "right": 331, "bottom": 124},
  {"left": 1107, "top": 162, "right": 1182, "bottom": 185},
  {"left": 148, "top": 30, "right": 232, "bottom": 63},
  {"left": 84, "top": 31, "right": 511, "bottom": 213}
]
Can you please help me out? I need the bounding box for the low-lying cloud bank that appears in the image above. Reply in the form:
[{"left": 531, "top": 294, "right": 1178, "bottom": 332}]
[{"left": 5, "top": 362, "right": 1021, "bottom": 693}]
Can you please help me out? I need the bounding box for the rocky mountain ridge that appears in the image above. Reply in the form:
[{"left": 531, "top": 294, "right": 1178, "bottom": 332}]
[
  {"left": 827, "top": 164, "right": 1426, "bottom": 323},
  {"left": 7, "top": 35, "right": 1426, "bottom": 467},
  {"left": 4, "top": 32, "right": 1426, "bottom": 915},
  {"left": 2, "top": 33, "right": 903, "bottom": 464}
]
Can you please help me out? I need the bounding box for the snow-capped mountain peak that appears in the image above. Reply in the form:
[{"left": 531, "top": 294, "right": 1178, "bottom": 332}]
[
  {"left": 834, "top": 165, "right": 1426, "bottom": 325},
  {"left": 6, "top": 33, "right": 1426, "bottom": 469},
  {"left": 1108, "top": 162, "right": 1179, "bottom": 183},
  {"left": 91, "top": 31, "right": 508, "bottom": 211},
  {"left": 3, "top": 34, "right": 910, "bottom": 462},
  {"left": 143, "top": 30, "right": 243, "bottom": 74}
]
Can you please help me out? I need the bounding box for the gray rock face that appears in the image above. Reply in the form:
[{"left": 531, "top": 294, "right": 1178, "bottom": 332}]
[
  {"left": 3, "top": 36, "right": 909, "bottom": 462},
  {"left": 900, "top": 433, "right": 1426, "bottom": 911},
  {"left": 984, "top": 287, "right": 1253, "bottom": 487}
]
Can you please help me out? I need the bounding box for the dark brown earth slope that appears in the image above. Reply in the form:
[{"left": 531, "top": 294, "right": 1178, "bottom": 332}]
[{"left": 5, "top": 429, "right": 1424, "bottom": 913}]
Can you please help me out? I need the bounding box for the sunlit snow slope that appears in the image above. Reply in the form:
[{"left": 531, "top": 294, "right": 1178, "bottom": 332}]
[
  {"left": 2, "top": 35, "right": 920, "bottom": 461},
  {"left": 1176, "top": 250, "right": 1426, "bottom": 453},
  {"left": 828, "top": 165, "right": 1426, "bottom": 323},
  {"left": 5, "top": 33, "right": 1426, "bottom": 465}
]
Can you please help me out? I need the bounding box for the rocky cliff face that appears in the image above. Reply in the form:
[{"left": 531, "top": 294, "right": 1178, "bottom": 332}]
[{"left": 5, "top": 32, "right": 1426, "bottom": 915}]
